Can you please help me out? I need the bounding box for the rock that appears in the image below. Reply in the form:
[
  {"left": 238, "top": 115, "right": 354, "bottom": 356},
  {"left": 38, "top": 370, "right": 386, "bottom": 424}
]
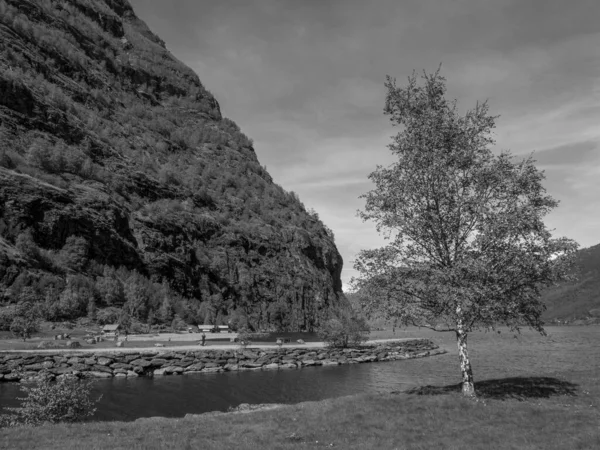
[
  {"left": 297, "top": 339, "right": 305, "bottom": 344},
  {"left": 92, "top": 365, "right": 113, "bottom": 373},
  {"left": 130, "top": 359, "right": 152, "bottom": 368},
  {"left": 161, "top": 352, "right": 183, "bottom": 360},
  {"left": 126, "top": 371, "right": 139, "bottom": 378},
  {"left": 84, "top": 358, "right": 96, "bottom": 365},
  {"left": 280, "top": 363, "right": 297, "bottom": 369},
  {"left": 262, "top": 363, "right": 279, "bottom": 371},
  {"left": 186, "top": 363, "right": 205, "bottom": 371},
  {"left": 66, "top": 341, "right": 81, "bottom": 348},
  {"left": 240, "top": 362, "right": 263, "bottom": 369},
  {"left": 114, "top": 373, "right": 127, "bottom": 378},
  {"left": 154, "top": 343, "right": 164, "bottom": 347},
  {"left": 110, "top": 362, "right": 132, "bottom": 370},
  {"left": 201, "top": 367, "right": 222, "bottom": 373},
  {"left": 85, "top": 339, "right": 96, "bottom": 345},
  {"left": 50, "top": 367, "right": 75, "bottom": 375},
  {"left": 172, "top": 359, "right": 194, "bottom": 368},
  {"left": 24, "top": 362, "right": 53, "bottom": 371},
  {"left": 4, "top": 373, "right": 21, "bottom": 381},
  {"left": 86, "top": 371, "right": 113, "bottom": 379},
  {"left": 149, "top": 358, "right": 169, "bottom": 367},
  {"left": 116, "top": 341, "right": 125, "bottom": 347},
  {"left": 168, "top": 366, "right": 184, "bottom": 374},
  {"left": 301, "top": 359, "right": 316, "bottom": 366},
  {"left": 153, "top": 368, "right": 168, "bottom": 376},
  {"left": 96, "top": 357, "right": 113, "bottom": 366},
  {"left": 321, "top": 360, "right": 339, "bottom": 366}
]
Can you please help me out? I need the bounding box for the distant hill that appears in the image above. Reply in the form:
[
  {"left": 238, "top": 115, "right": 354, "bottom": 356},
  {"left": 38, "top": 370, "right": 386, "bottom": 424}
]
[
  {"left": 0, "top": 0, "right": 345, "bottom": 331},
  {"left": 541, "top": 243, "right": 600, "bottom": 322}
]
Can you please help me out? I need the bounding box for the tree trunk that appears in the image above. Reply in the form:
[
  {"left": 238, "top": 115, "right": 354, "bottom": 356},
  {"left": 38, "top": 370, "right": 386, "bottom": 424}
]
[{"left": 456, "top": 327, "right": 476, "bottom": 397}]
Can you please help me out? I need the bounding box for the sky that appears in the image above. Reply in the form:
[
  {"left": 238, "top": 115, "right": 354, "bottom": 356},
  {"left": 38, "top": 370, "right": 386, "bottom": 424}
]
[{"left": 130, "top": 0, "right": 600, "bottom": 291}]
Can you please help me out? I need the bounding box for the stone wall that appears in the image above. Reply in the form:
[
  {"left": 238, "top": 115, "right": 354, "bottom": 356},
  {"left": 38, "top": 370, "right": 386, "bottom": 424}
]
[{"left": 0, "top": 339, "right": 445, "bottom": 382}]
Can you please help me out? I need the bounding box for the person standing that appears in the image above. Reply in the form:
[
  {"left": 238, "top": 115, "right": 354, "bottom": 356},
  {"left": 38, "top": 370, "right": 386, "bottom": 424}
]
[{"left": 201, "top": 332, "right": 206, "bottom": 346}]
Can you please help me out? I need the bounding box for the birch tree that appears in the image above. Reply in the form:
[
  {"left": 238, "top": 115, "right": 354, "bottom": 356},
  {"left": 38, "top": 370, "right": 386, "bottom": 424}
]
[{"left": 352, "top": 69, "right": 578, "bottom": 396}]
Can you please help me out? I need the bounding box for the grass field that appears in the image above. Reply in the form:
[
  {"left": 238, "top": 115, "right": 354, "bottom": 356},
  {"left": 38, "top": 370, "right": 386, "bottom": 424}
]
[
  {"left": 1, "top": 327, "right": 598, "bottom": 449},
  {"left": 0, "top": 371, "right": 597, "bottom": 450}
]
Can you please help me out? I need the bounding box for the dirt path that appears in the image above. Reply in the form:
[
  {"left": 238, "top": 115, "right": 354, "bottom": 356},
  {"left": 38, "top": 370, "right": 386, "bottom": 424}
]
[{"left": 0, "top": 338, "right": 415, "bottom": 354}]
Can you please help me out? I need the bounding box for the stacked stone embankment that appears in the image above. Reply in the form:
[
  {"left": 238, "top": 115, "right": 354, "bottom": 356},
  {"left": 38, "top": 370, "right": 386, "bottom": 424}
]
[{"left": 0, "top": 339, "right": 445, "bottom": 382}]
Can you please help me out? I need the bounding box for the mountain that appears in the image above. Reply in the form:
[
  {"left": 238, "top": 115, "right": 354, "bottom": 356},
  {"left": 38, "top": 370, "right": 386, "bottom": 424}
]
[
  {"left": 0, "top": 0, "right": 345, "bottom": 331},
  {"left": 541, "top": 243, "right": 600, "bottom": 322}
]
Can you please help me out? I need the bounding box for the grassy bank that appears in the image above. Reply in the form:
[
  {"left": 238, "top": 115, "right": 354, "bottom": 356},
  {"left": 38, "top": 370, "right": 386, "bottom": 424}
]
[{"left": 1, "top": 369, "right": 598, "bottom": 450}]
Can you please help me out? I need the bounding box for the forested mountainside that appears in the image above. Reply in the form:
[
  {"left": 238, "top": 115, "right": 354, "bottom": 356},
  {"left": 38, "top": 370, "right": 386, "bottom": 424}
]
[
  {"left": 0, "top": 0, "right": 346, "bottom": 331},
  {"left": 541, "top": 243, "right": 600, "bottom": 323}
]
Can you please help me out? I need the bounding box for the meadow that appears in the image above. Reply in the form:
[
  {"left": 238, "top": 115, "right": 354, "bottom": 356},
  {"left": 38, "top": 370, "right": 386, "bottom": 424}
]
[{"left": 0, "top": 326, "right": 598, "bottom": 449}]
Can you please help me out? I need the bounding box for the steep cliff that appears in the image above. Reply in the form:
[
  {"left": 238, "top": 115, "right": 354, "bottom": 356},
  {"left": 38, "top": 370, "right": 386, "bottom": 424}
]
[{"left": 0, "top": 0, "right": 345, "bottom": 331}]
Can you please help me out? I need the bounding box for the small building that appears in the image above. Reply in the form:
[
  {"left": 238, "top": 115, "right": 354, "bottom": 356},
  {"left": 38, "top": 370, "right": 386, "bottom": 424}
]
[{"left": 101, "top": 324, "right": 121, "bottom": 337}]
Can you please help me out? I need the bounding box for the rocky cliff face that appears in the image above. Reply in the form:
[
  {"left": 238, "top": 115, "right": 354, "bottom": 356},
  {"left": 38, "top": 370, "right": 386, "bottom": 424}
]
[{"left": 0, "top": 0, "right": 345, "bottom": 330}]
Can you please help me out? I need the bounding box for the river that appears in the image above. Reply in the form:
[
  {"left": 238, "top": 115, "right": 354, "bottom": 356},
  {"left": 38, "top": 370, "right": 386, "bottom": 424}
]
[{"left": 1, "top": 326, "right": 598, "bottom": 421}]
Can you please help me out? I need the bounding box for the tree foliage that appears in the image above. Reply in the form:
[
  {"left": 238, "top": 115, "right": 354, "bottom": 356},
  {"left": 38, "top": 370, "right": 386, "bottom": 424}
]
[
  {"left": 317, "top": 313, "right": 370, "bottom": 348},
  {"left": 1, "top": 373, "right": 99, "bottom": 426},
  {"left": 352, "top": 69, "right": 578, "bottom": 395}
]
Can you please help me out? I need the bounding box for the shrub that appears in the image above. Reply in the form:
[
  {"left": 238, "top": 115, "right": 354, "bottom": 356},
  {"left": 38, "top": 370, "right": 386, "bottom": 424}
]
[
  {"left": 8, "top": 300, "right": 40, "bottom": 341},
  {"left": 0, "top": 306, "right": 17, "bottom": 331},
  {"left": 0, "top": 373, "right": 100, "bottom": 426},
  {"left": 10, "top": 314, "right": 39, "bottom": 341},
  {"left": 95, "top": 307, "right": 121, "bottom": 325},
  {"left": 237, "top": 328, "right": 253, "bottom": 347},
  {"left": 318, "top": 314, "right": 370, "bottom": 348}
]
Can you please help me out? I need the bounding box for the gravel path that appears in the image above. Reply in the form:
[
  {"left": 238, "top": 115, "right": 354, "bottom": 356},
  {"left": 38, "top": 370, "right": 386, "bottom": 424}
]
[{"left": 0, "top": 338, "right": 415, "bottom": 354}]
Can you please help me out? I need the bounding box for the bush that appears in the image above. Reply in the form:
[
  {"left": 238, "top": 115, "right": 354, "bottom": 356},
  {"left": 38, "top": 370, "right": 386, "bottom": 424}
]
[
  {"left": 318, "top": 314, "right": 370, "bottom": 348},
  {"left": 0, "top": 307, "right": 17, "bottom": 331},
  {"left": 237, "top": 328, "right": 253, "bottom": 347},
  {"left": 10, "top": 315, "right": 39, "bottom": 341},
  {"left": 96, "top": 307, "right": 121, "bottom": 325},
  {"left": 0, "top": 373, "right": 100, "bottom": 426}
]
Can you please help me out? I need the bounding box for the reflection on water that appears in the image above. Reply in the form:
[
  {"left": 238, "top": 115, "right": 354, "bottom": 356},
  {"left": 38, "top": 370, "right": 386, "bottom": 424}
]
[{"left": 0, "top": 326, "right": 598, "bottom": 421}]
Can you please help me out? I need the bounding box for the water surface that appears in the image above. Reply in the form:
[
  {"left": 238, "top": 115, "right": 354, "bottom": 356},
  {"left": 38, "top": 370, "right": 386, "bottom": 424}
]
[{"left": 1, "top": 326, "right": 597, "bottom": 421}]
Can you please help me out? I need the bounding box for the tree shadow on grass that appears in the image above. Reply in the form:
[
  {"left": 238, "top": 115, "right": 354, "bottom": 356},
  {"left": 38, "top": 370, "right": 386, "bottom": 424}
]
[{"left": 401, "top": 377, "right": 578, "bottom": 400}]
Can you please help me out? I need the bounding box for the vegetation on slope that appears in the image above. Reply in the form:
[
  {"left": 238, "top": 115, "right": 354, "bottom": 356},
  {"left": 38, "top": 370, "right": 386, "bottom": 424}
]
[
  {"left": 0, "top": 0, "right": 345, "bottom": 332},
  {"left": 542, "top": 243, "right": 600, "bottom": 322}
]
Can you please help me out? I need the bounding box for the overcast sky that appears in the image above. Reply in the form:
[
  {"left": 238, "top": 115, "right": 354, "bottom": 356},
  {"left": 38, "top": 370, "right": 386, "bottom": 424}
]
[{"left": 130, "top": 0, "right": 600, "bottom": 290}]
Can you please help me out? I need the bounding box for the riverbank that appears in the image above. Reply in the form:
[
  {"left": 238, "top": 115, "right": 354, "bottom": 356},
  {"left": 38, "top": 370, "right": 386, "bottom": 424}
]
[
  {"left": 1, "top": 327, "right": 599, "bottom": 448},
  {"left": 1, "top": 368, "right": 598, "bottom": 450},
  {"left": 0, "top": 339, "right": 444, "bottom": 382}
]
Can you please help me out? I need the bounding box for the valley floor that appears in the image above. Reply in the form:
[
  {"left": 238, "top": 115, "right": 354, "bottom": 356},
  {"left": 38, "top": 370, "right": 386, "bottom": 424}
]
[
  {"left": 0, "top": 367, "right": 598, "bottom": 450},
  {"left": 1, "top": 326, "right": 598, "bottom": 449}
]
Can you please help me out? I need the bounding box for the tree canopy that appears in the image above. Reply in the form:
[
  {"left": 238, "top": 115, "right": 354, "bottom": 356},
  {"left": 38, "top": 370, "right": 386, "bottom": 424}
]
[{"left": 352, "top": 69, "right": 578, "bottom": 395}]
